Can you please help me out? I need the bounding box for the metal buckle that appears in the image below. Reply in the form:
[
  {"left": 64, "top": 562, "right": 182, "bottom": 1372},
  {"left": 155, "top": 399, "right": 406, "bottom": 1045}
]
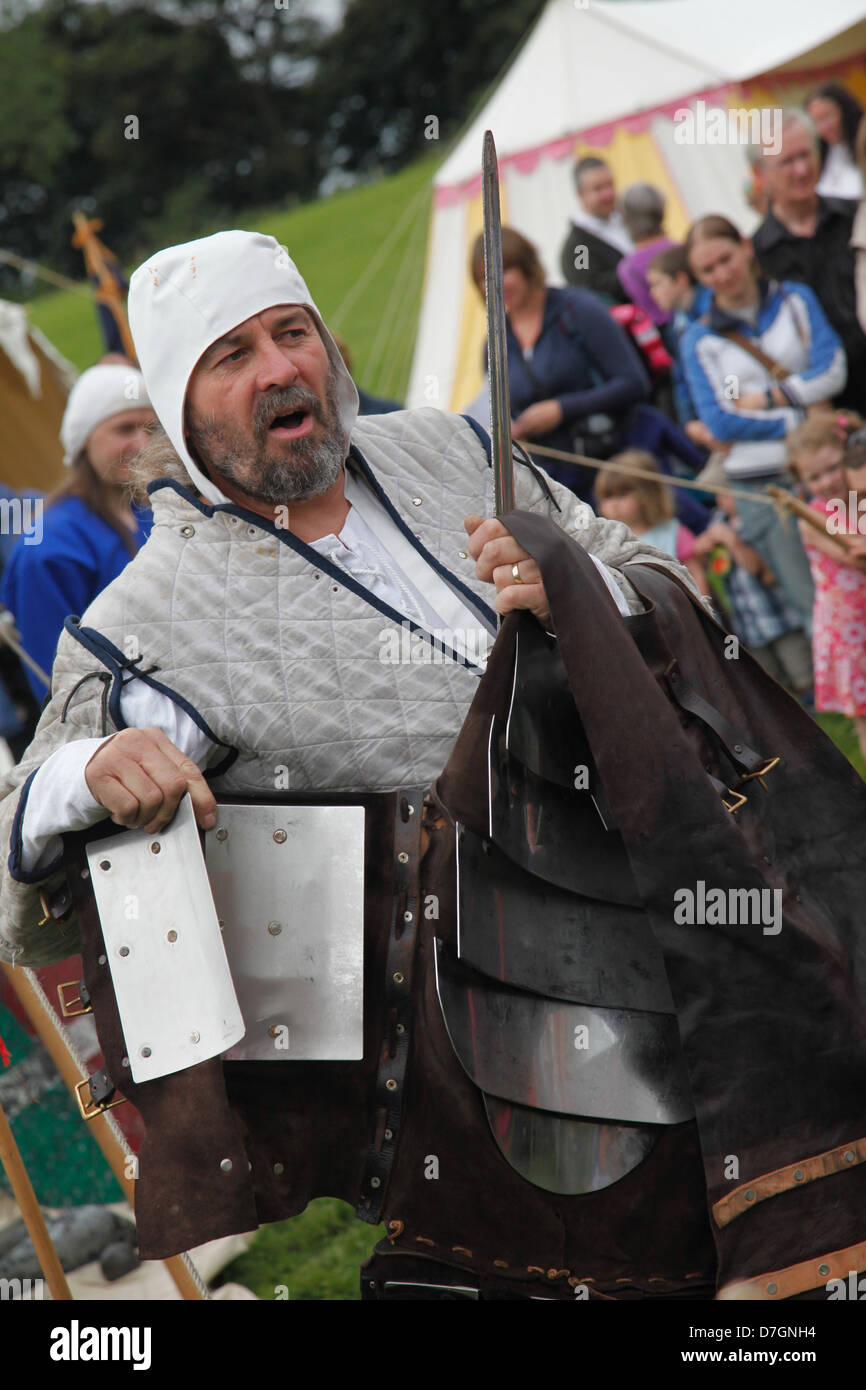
[
  {"left": 74, "top": 1077, "right": 124, "bottom": 1122},
  {"left": 735, "top": 756, "right": 781, "bottom": 793},
  {"left": 722, "top": 788, "right": 748, "bottom": 814},
  {"left": 38, "top": 890, "right": 66, "bottom": 934},
  {"left": 57, "top": 980, "right": 91, "bottom": 1018}
]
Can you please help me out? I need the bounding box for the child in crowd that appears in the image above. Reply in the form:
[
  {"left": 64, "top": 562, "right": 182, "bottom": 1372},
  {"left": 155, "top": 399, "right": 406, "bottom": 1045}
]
[
  {"left": 690, "top": 457, "right": 813, "bottom": 697},
  {"left": 787, "top": 413, "right": 866, "bottom": 760},
  {"left": 646, "top": 245, "right": 709, "bottom": 435},
  {"left": 595, "top": 449, "right": 709, "bottom": 595}
]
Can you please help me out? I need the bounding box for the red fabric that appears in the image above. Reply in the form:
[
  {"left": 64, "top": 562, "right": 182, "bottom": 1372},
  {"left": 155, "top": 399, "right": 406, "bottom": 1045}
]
[
  {"left": 610, "top": 303, "right": 672, "bottom": 375},
  {"left": 676, "top": 523, "right": 697, "bottom": 564}
]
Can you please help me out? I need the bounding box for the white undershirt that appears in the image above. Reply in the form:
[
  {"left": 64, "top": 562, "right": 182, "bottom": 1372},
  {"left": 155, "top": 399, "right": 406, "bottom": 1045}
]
[
  {"left": 18, "top": 471, "right": 629, "bottom": 875},
  {"left": 815, "top": 143, "right": 864, "bottom": 200}
]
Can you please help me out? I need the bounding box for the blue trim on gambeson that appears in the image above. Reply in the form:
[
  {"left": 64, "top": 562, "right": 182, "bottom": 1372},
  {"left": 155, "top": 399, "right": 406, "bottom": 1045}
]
[
  {"left": 460, "top": 414, "right": 492, "bottom": 460},
  {"left": 8, "top": 768, "right": 63, "bottom": 884},
  {"left": 62, "top": 618, "right": 239, "bottom": 779}
]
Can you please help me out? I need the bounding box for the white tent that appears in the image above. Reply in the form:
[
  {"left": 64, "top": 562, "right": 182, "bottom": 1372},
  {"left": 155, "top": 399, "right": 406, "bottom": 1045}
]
[{"left": 407, "top": 0, "right": 866, "bottom": 412}]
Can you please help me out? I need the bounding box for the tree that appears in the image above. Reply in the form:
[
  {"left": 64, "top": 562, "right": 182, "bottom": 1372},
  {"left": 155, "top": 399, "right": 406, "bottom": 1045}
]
[
  {"left": 0, "top": 0, "right": 326, "bottom": 283},
  {"left": 310, "top": 0, "right": 546, "bottom": 182}
]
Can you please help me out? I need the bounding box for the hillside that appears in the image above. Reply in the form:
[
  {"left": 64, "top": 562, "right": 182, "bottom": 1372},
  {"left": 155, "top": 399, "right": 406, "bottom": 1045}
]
[{"left": 26, "top": 152, "right": 439, "bottom": 403}]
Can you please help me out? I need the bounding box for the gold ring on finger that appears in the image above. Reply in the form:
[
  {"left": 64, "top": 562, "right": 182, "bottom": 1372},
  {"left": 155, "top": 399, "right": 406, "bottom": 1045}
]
[{"left": 511, "top": 562, "right": 524, "bottom": 585}]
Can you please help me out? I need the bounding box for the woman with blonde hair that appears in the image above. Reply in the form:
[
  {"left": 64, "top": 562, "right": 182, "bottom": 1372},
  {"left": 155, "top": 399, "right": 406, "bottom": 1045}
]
[
  {"left": 680, "top": 212, "right": 847, "bottom": 626},
  {"left": 1, "top": 362, "right": 155, "bottom": 700}
]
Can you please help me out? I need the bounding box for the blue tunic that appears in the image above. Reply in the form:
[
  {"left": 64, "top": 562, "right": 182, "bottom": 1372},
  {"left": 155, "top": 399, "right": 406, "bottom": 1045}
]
[{"left": 1, "top": 495, "right": 152, "bottom": 701}]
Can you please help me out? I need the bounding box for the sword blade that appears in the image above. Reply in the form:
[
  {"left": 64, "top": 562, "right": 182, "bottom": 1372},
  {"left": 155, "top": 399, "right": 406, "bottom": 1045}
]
[{"left": 482, "top": 130, "right": 515, "bottom": 516}]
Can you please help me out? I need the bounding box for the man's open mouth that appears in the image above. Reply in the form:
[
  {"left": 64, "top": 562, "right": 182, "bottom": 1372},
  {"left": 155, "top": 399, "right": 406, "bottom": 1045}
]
[{"left": 267, "top": 410, "right": 314, "bottom": 439}]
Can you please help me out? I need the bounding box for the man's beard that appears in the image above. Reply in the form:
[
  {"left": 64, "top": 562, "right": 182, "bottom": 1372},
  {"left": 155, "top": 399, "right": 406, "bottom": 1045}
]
[{"left": 186, "top": 375, "right": 346, "bottom": 505}]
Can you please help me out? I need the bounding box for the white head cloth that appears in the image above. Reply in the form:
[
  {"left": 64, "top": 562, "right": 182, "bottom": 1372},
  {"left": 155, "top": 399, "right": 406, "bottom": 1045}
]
[
  {"left": 60, "top": 363, "right": 150, "bottom": 465},
  {"left": 127, "top": 230, "right": 359, "bottom": 506}
]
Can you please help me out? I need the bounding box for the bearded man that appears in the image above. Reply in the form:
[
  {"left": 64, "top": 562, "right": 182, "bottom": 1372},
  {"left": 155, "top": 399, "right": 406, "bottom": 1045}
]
[
  {"left": 0, "top": 229, "right": 685, "bottom": 952},
  {"left": 3, "top": 231, "right": 865, "bottom": 1306}
]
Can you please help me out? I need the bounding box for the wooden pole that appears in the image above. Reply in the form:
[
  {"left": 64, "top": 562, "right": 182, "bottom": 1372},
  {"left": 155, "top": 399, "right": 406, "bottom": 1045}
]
[
  {"left": 0, "top": 1097, "right": 72, "bottom": 1300},
  {"left": 71, "top": 211, "right": 138, "bottom": 364},
  {"left": 1, "top": 963, "right": 207, "bottom": 1300}
]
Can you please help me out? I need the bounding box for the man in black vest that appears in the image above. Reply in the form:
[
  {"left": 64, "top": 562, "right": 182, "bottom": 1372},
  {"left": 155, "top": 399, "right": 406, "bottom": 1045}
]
[{"left": 559, "top": 157, "right": 633, "bottom": 304}]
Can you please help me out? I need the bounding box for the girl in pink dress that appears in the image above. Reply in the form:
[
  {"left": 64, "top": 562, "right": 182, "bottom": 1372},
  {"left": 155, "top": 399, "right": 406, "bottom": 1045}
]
[{"left": 788, "top": 414, "right": 866, "bottom": 760}]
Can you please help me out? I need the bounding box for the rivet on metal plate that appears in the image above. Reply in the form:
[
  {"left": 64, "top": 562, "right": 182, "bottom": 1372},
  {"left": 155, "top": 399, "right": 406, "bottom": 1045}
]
[
  {"left": 81, "top": 868, "right": 90, "bottom": 880},
  {"left": 744, "top": 1190, "right": 755, "bottom": 1201},
  {"left": 844, "top": 1150, "right": 855, "bottom": 1163},
  {"left": 397, "top": 852, "right": 409, "bottom": 864},
  {"left": 118, "top": 946, "right": 130, "bottom": 958},
  {"left": 793, "top": 1168, "right": 804, "bottom": 1182},
  {"left": 396, "top": 1024, "right": 405, "bottom": 1035},
  {"left": 99, "top": 860, "right": 111, "bottom": 871},
  {"left": 215, "top": 828, "right": 228, "bottom": 842},
  {"left": 97, "top": 954, "right": 106, "bottom": 965},
  {"left": 393, "top": 972, "right": 404, "bottom": 984},
  {"left": 766, "top": 1282, "right": 777, "bottom": 1294},
  {"left": 267, "top": 921, "right": 282, "bottom": 936},
  {"left": 386, "top": 1078, "right": 397, "bottom": 1091},
  {"left": 166, "top": 930, "right": 178, "bottom": 943},
  {"left": 403, "top": 911, "right": 413, "bottom": 923},
  {"left": 150, "top": 842, "right": 161, "bottom": 855},
  {"left": 384, "top": 1129, "right": 393, "bottom": 1141},
  {"left": 370, "top": 1177, "right": 381, "bottom": 1188},
  {"left": 273, "top": 829, "right": 287, "bottom": 844},
  {"left": 220, "top": 1158, "right": 233, "bottom": 1173},
  {"left": 190, "top": 1031, "right": 200, "bottom": 1043},
  {"left": 818, "top": 1263, "right": 830, "bottom": 1277},
  {"left": 140, "top": 1046, "right": 152, "bottom": 1058}
]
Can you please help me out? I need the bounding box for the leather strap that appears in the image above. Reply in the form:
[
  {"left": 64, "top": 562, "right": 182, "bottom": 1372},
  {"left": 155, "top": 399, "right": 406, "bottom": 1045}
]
[
  {"left": 713, "top": 1137, "right": 866, "bottom": 1228},
  {"left": 665, "top": 661, "right": 766, "bottom": 775},
  {"left": 717, "top": 1238, "right": 866, "bottom": 1300},
  {"left": 355, "top": 789, "right": 425, "bottom": 1224},
  {"left": 718, "top": 328, "right": 789, "bottom": 381},
  {"left": 88, "top": 1066, "right": 116, "bottom": 1106}
]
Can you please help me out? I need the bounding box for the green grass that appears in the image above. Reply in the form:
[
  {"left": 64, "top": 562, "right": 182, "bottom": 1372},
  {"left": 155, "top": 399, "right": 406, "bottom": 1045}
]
[
  {"left": 814, "top": 710, "right": 865, "bottom": 778},
  {"left": 214, "top": 1198, "right": 383, "bottom": 1301},
  {"left": 26, "top": 153, "right": 439, "bottom": 402}
]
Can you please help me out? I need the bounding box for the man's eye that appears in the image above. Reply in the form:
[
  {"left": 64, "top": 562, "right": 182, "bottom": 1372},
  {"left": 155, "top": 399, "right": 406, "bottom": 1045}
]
[
  {"left": 280, "top": 328, "right": 306, "bottom": 341},
  {"left": 220, "top": 348, "right": 246, "bottom": 365}
]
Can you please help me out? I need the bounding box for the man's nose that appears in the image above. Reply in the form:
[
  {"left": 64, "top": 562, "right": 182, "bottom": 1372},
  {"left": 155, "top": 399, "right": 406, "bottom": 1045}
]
[{"left": 254, "top": 338, "right": 301, "bottom": 392}]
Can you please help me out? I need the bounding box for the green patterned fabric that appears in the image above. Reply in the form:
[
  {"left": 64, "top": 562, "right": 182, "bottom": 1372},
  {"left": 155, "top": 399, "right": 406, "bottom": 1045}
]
[{"left": 0, "top": 1004, "right": 121, "bottom": 1207}]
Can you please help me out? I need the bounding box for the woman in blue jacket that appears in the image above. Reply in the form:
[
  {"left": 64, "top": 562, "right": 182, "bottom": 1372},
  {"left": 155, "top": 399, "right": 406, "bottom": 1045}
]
[
  {"left": 680, "top": 214, "right": 847, "bottom": 626},
  {"left": 2, "top": 362, "right": 156, "bottom": 701},
  {"left": 470, "top": 228, "right": 648, "bottom": 503}
]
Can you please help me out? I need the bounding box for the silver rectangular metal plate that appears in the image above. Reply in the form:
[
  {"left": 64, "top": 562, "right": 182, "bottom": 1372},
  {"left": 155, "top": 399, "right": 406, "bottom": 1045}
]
[
  {"left": 205, "top": 803, "right": 365, "bottom": 1062},
  {"left": 86, "top": 796, "right": 245, "bottom": 1084}
]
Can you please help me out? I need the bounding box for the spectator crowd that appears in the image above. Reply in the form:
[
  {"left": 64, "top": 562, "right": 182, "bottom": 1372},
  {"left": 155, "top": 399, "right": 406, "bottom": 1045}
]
[{"left": 466, "top": 86, "right": 866, "bottom": 759}]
